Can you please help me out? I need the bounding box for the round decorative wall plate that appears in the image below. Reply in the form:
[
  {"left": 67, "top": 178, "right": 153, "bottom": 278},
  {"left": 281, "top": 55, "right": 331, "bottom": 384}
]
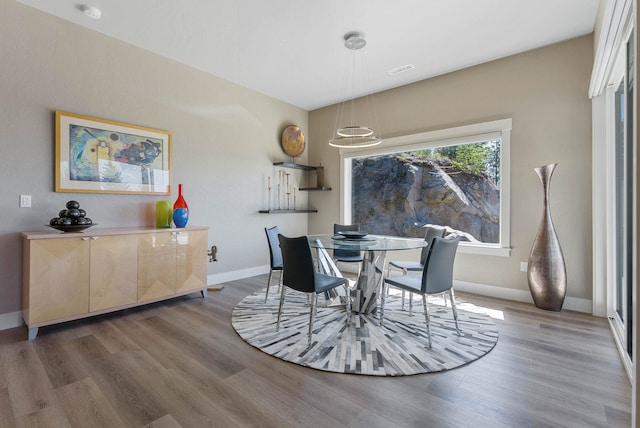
[{"left": 281, "top": 125, "right": 305, "bottom": 157}]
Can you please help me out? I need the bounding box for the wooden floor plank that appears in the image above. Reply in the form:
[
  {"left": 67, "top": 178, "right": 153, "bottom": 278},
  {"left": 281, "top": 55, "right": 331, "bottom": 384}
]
[
  {"left": 348, "top": 408, "right": 407, "bottom": 428},
  {"left": 0, "top": 350, "right": 6, "bottom": 390},
  {"left": 237, "top": 349, "right": 367, "bottom": 426},
  {"left": 33, "top": 336, "right": 89, "bottom": 389},
  {"left": 0, "top": 274, "right": 631, "bottom": 428},
  {"left": 138, "top": 314, "right": 246, "bottom": 379},
  {"left": 87, "top": 315, "right": 143, "bottom": 354},
  {"left": 1, "top": 342, "right": 58, "bottom": 418},
  {"left": 0, "top": 388, "right": 17, "bottom": 427},
  {"left": 55, "top": 378, "right": 127, "bottom": 428},
  {"left": 143, "top": 414, "right": 184, "bottom": 428},
  {"left": 68, "top": 335, "right": 166, "bottom": 426},
  {"left": 115, "top": 349, "right": 240, "bottom": 427},
  {"left": 226, "top": 368, "right": 349, "bottom": 428},
  {"left": 14, "top": 403, "right": 71, "bottom": 428}
]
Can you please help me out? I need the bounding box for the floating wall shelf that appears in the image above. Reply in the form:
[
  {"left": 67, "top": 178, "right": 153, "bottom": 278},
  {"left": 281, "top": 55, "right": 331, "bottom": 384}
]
[
  {"left": 299, "top": 186, "right": 332, "bottom": 191},
  {"left": 261, "top": 161, "right": 329, "bottom": 213},
  {"left": 272, "top": 162, "right": 331, "bottom": 192},
  {"left": 272, "top": 161, "right": 316, "bottom": 171},
  {"left": 258, "top": 209, "right": 318, "bottom": 214}
]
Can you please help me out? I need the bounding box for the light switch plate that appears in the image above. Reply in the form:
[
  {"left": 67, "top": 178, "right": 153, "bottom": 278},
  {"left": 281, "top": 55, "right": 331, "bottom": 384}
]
[{"left": 20, "top": 194, "right": 31, "bottom": 208}]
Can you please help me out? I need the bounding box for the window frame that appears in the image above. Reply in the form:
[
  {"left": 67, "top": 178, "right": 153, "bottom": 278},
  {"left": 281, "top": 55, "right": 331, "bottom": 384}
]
[{"left": 339, "top": 118, "right": 512, "bottom": 257}]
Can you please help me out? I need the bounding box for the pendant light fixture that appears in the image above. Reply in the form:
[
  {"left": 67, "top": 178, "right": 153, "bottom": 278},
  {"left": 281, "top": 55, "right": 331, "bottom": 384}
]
[{"left": 329, "top": 32, "right": 382, "bottom": 149}]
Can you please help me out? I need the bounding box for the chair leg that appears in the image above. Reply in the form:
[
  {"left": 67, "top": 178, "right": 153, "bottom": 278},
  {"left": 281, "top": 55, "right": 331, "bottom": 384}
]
[
  {"left": 409, "top": 292, "right": 414, "bottom": 316},
  {"left": 276, "top": 285, "right": 286, "bottom": 331},
  {"left": 379, "top": 282, "right": 387, "bottom": 325},
  {"left": 308, "top": 293, "right": 316, "bottom": 345},
  {"left": 277, "top": 269, "right": 283, "bottom": 294},
  {"left": 449, "top": 288, "right": 461, "bottom": 336},
  {"left": 265, "top": 269, "right": 273, "bottom": 303},
  {"left": 422, "top": 294, "right": 432, "bottom": 348},
  {"left": 344, "top": 283, "right": 352, "bottom": 321},
  {"left": 386, "top": 266, "right": 391, "bottom": 295},
  {"left": 401, "top": 268, "right": 408, "bottom": 310}
]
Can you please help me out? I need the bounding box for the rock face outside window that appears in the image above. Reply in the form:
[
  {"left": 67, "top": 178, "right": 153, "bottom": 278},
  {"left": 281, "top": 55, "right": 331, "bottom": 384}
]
[{"left": 352, "top": 155, "right": 500, "bottom": 243}]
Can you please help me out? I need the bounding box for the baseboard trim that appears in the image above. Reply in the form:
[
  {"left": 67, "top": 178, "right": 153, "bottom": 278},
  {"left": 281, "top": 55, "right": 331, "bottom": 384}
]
[
  {"left": 0, "top": 311, "right": 24, "bottom": 331},
  {"left": 208, "top": 265, "right": 270, "bottom": 286},
  {"left": 454, "top": 280, "right": 594, "bottom": 314}
]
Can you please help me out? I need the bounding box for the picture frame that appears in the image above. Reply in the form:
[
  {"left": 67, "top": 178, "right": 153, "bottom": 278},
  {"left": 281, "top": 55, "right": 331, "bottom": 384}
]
[{"left": 55, "top": 111, "right": 172, "bottom": 195}]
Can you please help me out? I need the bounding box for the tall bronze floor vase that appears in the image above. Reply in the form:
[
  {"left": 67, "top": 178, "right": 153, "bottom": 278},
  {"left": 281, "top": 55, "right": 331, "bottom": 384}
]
[{"left": 527, "top": 163, "right": 567, "bottom": 311}]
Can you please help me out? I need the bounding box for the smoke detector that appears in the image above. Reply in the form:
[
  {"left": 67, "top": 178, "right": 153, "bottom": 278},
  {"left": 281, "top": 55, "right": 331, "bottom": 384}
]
[{"left": 82, "top": 5, "right": 102, "bottom": 19}]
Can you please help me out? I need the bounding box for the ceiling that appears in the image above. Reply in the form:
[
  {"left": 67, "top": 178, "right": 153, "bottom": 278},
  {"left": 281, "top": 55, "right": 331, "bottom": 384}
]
[{"left": 17, "top": 0, "right": 600, "bottom": 111}]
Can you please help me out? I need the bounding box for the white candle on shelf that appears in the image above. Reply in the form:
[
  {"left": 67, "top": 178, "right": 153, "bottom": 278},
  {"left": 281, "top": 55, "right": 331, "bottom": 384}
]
[
  {"left": 277, "top": 171, "right": 281, "bottom": 210},
  {"left": 267, "top": 176, "right": 271, "bottom": 211}
]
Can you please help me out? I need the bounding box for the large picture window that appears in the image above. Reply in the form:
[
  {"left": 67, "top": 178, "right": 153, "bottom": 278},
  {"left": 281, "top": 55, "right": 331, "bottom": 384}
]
[{"left": 341, "top": 119, "right": 511, "bottom": 256}]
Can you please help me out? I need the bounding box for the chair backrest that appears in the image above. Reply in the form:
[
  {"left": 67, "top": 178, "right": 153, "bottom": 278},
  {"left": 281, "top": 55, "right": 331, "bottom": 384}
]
[
  {"left": 419, "top": 226, "right": 447, "bottom": 265},
  {"left": 265, "top": 226, "right": 283, "bottom": 269},
  {"left": 421, "top": 236, "right": 461, "bottom": 294},
  {"left": 278, "top": 234, "right": 316, "bottom": 293},
  {"left": 333, "top": 223, "right": 360, "bottom": 259}
]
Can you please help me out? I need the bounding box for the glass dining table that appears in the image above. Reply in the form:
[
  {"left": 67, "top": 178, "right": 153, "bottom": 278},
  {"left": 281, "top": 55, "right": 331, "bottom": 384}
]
[{"left": 307, "top": 234, "right": 428, "bottom": 314}]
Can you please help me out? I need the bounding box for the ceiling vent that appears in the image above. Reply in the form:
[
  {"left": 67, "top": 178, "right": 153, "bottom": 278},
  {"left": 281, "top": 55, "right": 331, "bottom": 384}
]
[{"left": 388, "top": 64, "right": 415, "bottom": 76}]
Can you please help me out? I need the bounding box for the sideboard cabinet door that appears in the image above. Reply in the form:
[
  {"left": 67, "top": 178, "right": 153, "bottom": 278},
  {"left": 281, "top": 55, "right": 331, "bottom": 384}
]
[
  {"left": 25, "top": 238, "right": 90, "bottom": 324},
  {"left": 176, "top": 230, "right": 208, "bottom": 294},
  {"left": 89, "top": 234, "right": 139, "bottom": 312},
  {"left": 138, "top": 232, "right": 177, "bottom": 302}
]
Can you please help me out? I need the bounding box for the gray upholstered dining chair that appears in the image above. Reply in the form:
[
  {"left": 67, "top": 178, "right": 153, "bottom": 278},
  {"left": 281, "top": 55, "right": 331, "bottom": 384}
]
[
  {"left": 386, "top": 226, "right": 446, "bottom": 312},
  {"left": 277, "top": 234, "right": 351, "bottom": 345},
  {"left": 333, "top": 223, "right": 364, "bottom": 269},
  {"left": 264, "top": 226, "right": 283, "bottom": 303},
  {"left": 381, "top": 236, "right": 462, "bottom": 348}
]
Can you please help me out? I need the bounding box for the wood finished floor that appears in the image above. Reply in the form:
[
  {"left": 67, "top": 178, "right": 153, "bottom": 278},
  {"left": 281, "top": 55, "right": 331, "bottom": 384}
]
[{"left": 0, "top": 274, "right": 631, "bottom": 427}]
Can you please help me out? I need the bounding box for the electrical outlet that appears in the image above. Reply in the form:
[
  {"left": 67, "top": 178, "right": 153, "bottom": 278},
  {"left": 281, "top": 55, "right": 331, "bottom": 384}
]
[
  {"left": 520, "top": 262, "right": 528, "bottom": 272},
  {"left": 20, "top": 194, "right": 31, "bottom": 208}
]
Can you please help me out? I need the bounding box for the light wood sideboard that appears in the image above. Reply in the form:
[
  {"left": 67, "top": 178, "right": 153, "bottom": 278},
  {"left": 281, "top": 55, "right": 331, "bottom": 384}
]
[{"left": 22, "top": 226, "right": 208, "bottom": 340}]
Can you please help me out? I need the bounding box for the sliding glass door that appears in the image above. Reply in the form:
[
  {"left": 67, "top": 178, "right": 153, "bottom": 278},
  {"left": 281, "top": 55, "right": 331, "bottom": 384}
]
[{"left": 611, "top": 31, "right": 634, "bottom": 359}]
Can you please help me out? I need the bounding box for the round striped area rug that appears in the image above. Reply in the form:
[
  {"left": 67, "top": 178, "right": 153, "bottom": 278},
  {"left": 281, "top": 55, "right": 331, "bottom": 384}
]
[{"left": 231, "top": 288, "right": 499, "bottom": 376}]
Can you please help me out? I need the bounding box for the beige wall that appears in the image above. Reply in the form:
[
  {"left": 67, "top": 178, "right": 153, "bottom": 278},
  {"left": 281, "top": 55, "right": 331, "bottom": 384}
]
[
  {"left": 308, "top": 35, "right": 594, "bottom": 305},
  {"left": 0, "top": 2, "right": 309, "bottom": 320}
]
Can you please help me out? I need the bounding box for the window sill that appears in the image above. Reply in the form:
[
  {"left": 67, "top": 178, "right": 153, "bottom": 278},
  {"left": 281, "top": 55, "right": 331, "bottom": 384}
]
[{"left": 458, "top": 243, "right": 511, "bottom": 257}]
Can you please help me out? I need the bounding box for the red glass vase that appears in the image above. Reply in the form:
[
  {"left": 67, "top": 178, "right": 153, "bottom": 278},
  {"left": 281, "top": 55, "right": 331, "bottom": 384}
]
[{"left": 173, "top": 183, "right": 189, "bottom": 228}]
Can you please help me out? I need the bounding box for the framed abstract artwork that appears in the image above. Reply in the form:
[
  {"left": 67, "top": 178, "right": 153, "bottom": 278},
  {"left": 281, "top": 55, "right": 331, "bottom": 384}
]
[{"left": 55, "top": 111, "right": 172, "bottom": 195}]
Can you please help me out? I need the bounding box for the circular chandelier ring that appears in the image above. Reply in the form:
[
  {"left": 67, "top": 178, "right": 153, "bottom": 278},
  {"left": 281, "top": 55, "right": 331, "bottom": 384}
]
[
  {"left": 329, "top": 135, "right": 382, "bottom": 149},
  {"left": 337, "top": 126, "right": 374, "bottom": 137}
]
